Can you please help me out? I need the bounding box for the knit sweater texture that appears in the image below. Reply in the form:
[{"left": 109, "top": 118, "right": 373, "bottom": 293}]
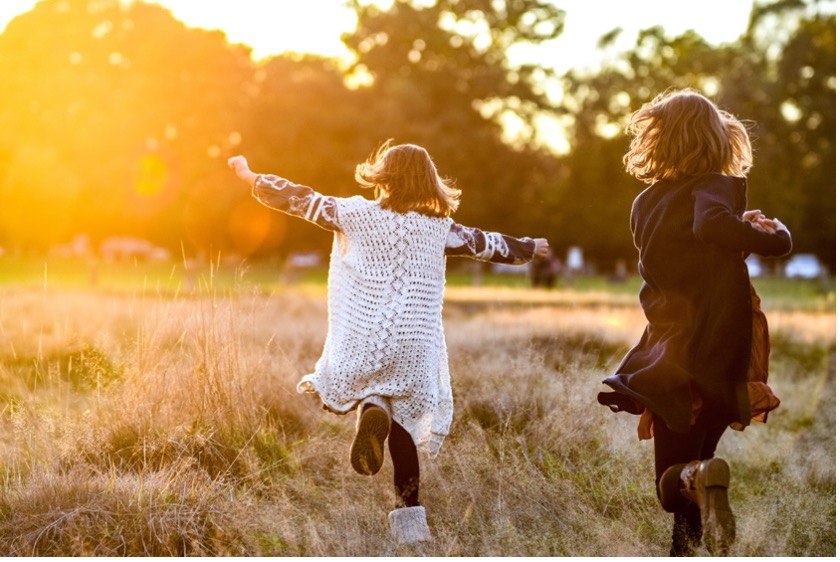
[
  {"left": 296, "top": 196, "right": 454, "bottom": 456},
  {"left": 252, "top": 174, "right": 536, "bottom": 458}
]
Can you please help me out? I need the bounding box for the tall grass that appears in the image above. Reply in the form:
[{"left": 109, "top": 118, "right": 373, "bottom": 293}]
[{"left": 0, "top": 278, "right": 833, "bottom": 555}]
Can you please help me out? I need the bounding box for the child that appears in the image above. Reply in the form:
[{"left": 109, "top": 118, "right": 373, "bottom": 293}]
[
  {"left": 596, "top": 89, "right": 792, "bottom": 556},
  {"left": 228, "top": 141, "right": 549, "bottom": 545}
]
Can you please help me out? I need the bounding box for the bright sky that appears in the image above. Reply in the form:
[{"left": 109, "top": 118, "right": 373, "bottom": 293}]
[{"left": 0, "top": 0, "right": 755, "bottom": 72}]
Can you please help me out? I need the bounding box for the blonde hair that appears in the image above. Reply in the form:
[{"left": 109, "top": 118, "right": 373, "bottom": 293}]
[
  {"left": 355, "top": 140, "right": 461, "bottom": 217},
  {"left": 623, "top": 89, "right": 753, "bottom": 183}
]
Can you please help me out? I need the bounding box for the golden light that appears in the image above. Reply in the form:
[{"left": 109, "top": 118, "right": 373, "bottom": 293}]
[
  {"left": 183, "top": 183, "right": 222, "bottom": 252},
  {"left": 228, "top": 199, "right": 273, "bottom": 256},
  {"left": 153, "top": 0, "right": 356, "bottom": 63},
  {"left": 133, "top": 153, "right": 168, "bottom": 197}
]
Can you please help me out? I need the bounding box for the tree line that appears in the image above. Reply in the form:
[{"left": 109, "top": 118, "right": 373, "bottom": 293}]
[{"left": 0, "top": 0, "right": 834, "bottom": 271}]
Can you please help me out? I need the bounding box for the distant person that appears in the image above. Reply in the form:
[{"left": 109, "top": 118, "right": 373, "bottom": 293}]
[
  {"left": 596, "top": 89, "right": 792, "bottom": 556},
  {"left": 228, "top": 141, "right": 549, "bottom": 546},
  {"left": 530, "top": 248, "right": 561, "bottom": 288},
  {"left": 565, "top": 245, "right": 584, "bottom": 277}
]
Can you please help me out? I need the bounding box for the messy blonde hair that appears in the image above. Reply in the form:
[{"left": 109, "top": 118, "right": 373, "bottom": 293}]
[
  {"left": 355, "top": 140, "right": 461, "bottom": 217},
  {"left": 623, "top": 89, "right": 753, "bottom": 183}
]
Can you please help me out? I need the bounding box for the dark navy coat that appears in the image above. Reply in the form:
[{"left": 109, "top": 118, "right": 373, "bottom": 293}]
[{"left": 599, "top": 173, "right": 792, "bottom": 433}]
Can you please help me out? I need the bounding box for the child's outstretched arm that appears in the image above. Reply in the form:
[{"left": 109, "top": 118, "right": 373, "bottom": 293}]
[
  {"left": 692, "top": 177, "right": 792, "bottom": 257},
  {"left": 228, "top": 155, "right": 340, "bottom": 232},
  {"left": 445, "top": 223, "right": 549, "bottom": 264}
]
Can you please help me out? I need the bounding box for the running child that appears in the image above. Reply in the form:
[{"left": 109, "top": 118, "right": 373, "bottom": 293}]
[
  {"left": 229, "top": 141, "right": 549, "bottom": 545},
  {"left": 597, "top": 89, "right": 792, "bottom": 556}
]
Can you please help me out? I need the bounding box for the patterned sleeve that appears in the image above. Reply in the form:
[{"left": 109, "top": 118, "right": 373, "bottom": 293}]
[
  {"left": 252, "top": 174, "right": 340, "bottom": 232},
  {"left": 445, "top": 222, "right": 536, "bottom": 264}
]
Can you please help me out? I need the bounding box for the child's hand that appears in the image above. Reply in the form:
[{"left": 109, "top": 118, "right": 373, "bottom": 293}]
[
  {"left": 751, "top": 218, "right": 778, "bottom": 233},
  {"left": 227, "top": 155, "right": 257, "bottom": 186},
  {"left": 742, "top": 209, "right": 777, "bottom": 233},
  {"left": 228, "top": 155, "right": 249, "bottom": 176},
  {"left": 742, "top": 209, "right": 765, "bottom": 223},
  {"left": 534, "top": 238, "right": 550, "bottom": 258}
]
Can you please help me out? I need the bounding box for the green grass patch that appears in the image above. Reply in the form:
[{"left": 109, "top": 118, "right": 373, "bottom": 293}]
[{"left": 0, "top": 256, "right": 832, "bottom": 312}]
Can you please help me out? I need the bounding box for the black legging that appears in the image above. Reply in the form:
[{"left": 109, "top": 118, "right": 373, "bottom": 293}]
[
  {"left": 653, "top": 414, "right": 728, "bottom": 556},
  {"left": 653, "top": 414, "right": 728, "bottom": 508},
  {"left": 388, "top": 421, "right": 420, "bottom": 508}
]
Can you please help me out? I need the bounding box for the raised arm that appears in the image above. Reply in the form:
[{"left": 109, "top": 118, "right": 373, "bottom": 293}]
[
  {"left": 445, "top": 222, "right": 549, "bottom": 264},
  {"left": 228, "top": 156, "right": 340, "bottom": 232},
  {"left": 692, "top": 176, "right": 791, "bottom": 257}
]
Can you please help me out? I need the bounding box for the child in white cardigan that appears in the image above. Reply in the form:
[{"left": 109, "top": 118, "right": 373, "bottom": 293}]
[{"left": 229, "top": 141, "right": 549, "bottom": 545}]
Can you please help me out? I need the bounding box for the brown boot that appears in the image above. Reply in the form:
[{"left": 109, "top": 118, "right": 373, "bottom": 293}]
[
  {"left": 350, "top": 399, "right": 391, "bottom": 475},
  {"left": 680, "top": 458, "right": 736, "bottom": 556}
]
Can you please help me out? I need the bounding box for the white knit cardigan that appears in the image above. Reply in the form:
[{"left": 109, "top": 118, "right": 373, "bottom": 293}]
[
  {"left": 253, "top": 174, "right": 536, "bottom": 457},
  {"left": 296, "top": 196, "right": 454, "bottom": 456}
]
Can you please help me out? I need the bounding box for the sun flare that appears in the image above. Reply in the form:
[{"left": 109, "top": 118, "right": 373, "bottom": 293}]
[{"left": 157, "top": 0, "right": 357, "bottom": 62}]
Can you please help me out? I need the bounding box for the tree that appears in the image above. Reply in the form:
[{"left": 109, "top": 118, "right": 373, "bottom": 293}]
[
  {"left": 0, "top": 0, "right": 254, "bottom": 255},
  {"left": 0, "top": 0, "right": 831, "bottom": 272},
  {"left": 556, "top": 0, "right": 835, "bottom": 270},
  {"left": 236, "top": 54, "right": 380, "bottom": 256},
  {"left": 341, "top": 0, "right": 566, "bottom": 236},
  {"left": 745, "top": 3, "right": 836, "bottom": 267}
]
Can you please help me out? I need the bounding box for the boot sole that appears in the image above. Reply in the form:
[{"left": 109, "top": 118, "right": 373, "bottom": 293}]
[
  {"left": 699, "top": 458, "right": 736, "bottom": 556},
  {"left": 350, "top": 407, "right": 390, "bottom": 475}
]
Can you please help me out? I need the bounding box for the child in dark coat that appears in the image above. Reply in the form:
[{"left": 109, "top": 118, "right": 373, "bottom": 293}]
[{"left": 597, "top": 89, "right": 792, "bottom": 556}]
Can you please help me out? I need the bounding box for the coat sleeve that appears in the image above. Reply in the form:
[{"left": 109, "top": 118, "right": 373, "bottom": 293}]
[
  {"left": 252, "top": 174, "right": 341, "bottom": 232},
  {"left": 444, "top": 222, "right": 536, "bottom": 264},
  {"left": 692, "top": 176, "right": 792, "bottom": 257}
]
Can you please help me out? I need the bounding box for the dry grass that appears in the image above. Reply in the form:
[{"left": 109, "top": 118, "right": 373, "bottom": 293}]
[{"left": 0, "top": 284, "right": 833, "bottom": 556}]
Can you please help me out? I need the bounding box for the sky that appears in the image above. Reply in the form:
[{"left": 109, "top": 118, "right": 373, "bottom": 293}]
[{"left": 0, "top": 0, "right": 756, "bottom": 73}]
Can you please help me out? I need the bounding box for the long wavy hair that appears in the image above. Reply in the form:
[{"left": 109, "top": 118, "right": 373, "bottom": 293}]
[
  {"left": 623, "top": 89, "right": 753, "bottom": 184},
  {"left": 355, "top": 140, "right": 461, "bottom": 217}
]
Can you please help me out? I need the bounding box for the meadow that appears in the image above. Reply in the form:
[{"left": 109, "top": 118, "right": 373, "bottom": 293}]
[{"left": 0, "top": 258, "right": 834, "bottom": 556}]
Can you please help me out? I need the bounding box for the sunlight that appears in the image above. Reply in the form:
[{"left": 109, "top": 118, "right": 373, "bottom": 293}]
[
  {"left": 157, "top": 0, "right": 356, "bottom": 62},
  {"left": 0, "top": 0, "right": 39, "bottom": 32},
  {"left": 227, "top": 199, "right": 273, "bottom": 256},
  {"left": 1, "top": 0, "right": 756, "bottom": 69},
  {"left": 133, "top": 153, "right": 168, "bottom": 197}
]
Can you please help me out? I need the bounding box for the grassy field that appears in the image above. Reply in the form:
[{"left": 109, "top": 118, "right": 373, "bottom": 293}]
[{"left": 0, "top": 258, "right": 834, "bottom": 555}]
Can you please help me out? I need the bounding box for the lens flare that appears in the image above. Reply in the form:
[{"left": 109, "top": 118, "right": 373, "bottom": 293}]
[{"left": 228, "top": 198, "right": 272, "bottom": 256}]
